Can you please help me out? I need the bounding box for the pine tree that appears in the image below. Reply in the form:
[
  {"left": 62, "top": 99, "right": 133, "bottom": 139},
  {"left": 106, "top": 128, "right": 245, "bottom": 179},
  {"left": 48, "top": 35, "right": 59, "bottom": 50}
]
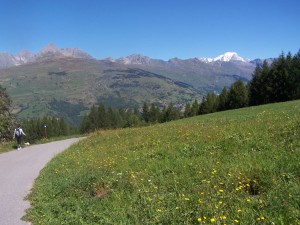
[
  {"left": 227, "top": 80, "right": 249, "bottom": 109},
  {"left": 199, "top": 93, "right": 218, "bottom": 114},
  {"left": 162, "top": 103, "right": 180, "bottom": 122},
  {"left": 218, "top": 87, "right": 229, "bottom": 111},
  {"left": 88, "top": 105, "right": 98, "bottom": 131},
  {"left": 184, "top": 103, "right": 191, "bottom": 118},
  {"left": 142, "top": 102, "right": 150, "bottom": 122},
  {"left": 97, "top": 103, "right": 107, "bottom": 128},
  {"left": 291, "top": 50, "right": 300, "bottom": 99},
  {"left": 0, "top": 85, "right": 14, "bottom": 141},
  {"left": 148, "top": 104, "right": 161, "bottom": 123},
  {"left": 190, "top": 100, "right": 199, "bottom": 116}
]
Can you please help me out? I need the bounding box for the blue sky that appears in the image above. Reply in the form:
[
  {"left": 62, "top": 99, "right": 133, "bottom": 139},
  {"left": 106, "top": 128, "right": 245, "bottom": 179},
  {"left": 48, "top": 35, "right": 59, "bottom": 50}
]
[{"left": 0, "top": 0, "right": 299, "bottom": 60}]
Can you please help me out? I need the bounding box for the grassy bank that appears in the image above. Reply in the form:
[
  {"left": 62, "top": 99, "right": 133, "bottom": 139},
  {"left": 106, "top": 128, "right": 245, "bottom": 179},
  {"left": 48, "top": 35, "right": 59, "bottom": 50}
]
[{"left": 24, "top": 100, "right": 300, "bottom": 224}]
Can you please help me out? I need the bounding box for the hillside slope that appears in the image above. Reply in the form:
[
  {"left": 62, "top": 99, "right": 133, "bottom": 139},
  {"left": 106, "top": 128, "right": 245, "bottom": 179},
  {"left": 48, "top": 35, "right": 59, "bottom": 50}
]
[
  {"left": 0, "top": 57, "right": 202, "bottom": 124},
  {"left": 25, "top": 100, "right": 300, "bottom": 224}
]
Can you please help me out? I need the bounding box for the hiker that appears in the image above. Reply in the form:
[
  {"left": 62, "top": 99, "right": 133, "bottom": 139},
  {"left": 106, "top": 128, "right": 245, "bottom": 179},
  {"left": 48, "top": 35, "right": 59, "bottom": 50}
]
[{"left": 13, "top": 124, "right": 26, "bottom": 150}]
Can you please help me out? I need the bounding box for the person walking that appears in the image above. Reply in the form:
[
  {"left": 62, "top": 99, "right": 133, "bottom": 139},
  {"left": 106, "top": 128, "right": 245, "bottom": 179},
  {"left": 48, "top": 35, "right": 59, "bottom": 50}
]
[{"left": 13, "top": 124, "right": 26, "bottom": 150}]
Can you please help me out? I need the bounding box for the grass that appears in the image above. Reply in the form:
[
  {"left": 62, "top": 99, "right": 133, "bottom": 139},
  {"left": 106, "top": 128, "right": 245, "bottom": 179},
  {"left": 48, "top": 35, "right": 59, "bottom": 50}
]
[{"left": 24, "top": 100, "right": 300, "bottom": 224}]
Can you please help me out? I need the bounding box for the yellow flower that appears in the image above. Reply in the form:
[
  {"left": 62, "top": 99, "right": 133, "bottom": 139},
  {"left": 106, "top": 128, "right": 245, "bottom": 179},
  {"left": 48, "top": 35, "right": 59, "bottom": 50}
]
[
  {"left": 197, "top": 218, "right": 202, "bottom": 222},
  {"left": 210, "top": 218, "right": 216, "bottom": 223},
  {"left": 220, "top": 215, "right": 227, "bottom": 220},
  {"left": 246, "top": 198, "right": 251, "bottom": 202},
  {"left": 234, "top": 219, "right": 239, "bottom": 223},
  {"left": 184, "top": 197, "right": 190, "bottom": 201},
  {"left": 219, "top": 189, "right": 224, "bottom": 193},
  {"left": 237, "top": 209, "right": 242, "bottom": 213}
]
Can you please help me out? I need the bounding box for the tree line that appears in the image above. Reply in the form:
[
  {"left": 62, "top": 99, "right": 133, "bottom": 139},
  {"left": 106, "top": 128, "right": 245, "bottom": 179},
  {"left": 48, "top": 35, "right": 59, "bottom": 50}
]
[
  {"left": 21, "top": 117, "right": 76, "bottom": 143},
  {"left": 79, "top": 102, "right": 185, "bottom": 133}
]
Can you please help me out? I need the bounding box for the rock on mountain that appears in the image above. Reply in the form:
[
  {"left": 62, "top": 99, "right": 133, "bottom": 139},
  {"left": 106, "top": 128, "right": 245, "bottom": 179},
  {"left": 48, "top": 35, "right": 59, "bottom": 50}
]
[
  {"left": 0, "top": 43, "right": 93, "bottom": 68},
  {"left": 38, "top": 43, "right": 93, "bottom": 60},
  {"left": 250, "top": 58, "right": 275, "bottom": 67},
  {"left": 115, "top": 54, "right": 152, "bottom": 65}
]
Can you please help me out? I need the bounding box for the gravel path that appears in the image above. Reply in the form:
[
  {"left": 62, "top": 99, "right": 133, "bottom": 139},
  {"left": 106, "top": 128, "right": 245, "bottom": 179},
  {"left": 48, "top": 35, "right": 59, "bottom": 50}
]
[{"left": 0, "top": 138, "right": 84, "bottom": 225}]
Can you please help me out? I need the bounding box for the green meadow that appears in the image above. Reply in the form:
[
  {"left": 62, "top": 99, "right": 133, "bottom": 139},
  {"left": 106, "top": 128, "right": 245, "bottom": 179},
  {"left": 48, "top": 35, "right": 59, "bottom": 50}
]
[{"left": 24, "top": 100, "right": 300, "bottom": 224}]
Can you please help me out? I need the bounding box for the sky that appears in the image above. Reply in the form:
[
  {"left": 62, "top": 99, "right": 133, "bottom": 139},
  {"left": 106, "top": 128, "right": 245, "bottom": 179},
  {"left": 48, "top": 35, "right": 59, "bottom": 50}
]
[{"left": 0, "top": 0, "right": 300, "bottom": 60}]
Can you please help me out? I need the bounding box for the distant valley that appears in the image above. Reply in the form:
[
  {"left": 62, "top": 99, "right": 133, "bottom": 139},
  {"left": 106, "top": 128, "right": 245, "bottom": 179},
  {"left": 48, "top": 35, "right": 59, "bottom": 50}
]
[{"left": 0, "top": 44, "right": 274, "bottom": 125}]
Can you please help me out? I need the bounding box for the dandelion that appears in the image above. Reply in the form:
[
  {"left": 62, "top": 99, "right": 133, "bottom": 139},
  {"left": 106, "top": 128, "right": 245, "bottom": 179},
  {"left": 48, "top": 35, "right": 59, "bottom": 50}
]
[
  {"left": 197, "top": 218, "right": 202, "bottom": 222},
  {"left": 210, "top": 218, "right": 216, "bottom": 223}
]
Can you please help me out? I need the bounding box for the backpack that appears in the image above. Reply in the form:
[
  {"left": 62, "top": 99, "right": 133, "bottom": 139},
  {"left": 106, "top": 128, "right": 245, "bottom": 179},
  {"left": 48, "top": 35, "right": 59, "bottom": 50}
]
[{"left": 15, "top": 128, "right": 22, "bottom": 137}]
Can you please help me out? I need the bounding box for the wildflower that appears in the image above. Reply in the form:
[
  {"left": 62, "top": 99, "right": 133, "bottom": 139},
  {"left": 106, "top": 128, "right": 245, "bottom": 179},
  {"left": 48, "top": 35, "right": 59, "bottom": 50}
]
[
  {"left": 220, "top": 215, "right": 227, "bottom": 220},
  {"left": 237, "top": 209, "right": 242, "bottom": 213},
  {"left": 257, "top": 216, "right": 265, "bottom": 221},
  {"left": 234, "top": 219, "right": 239, "bottom": 223},
  {"left": 184, "top": 197, "right": 190, "bottom": 201},
  {"left": 175, "top": 206, "right": 180, "bottom": 210},
  {"left": 210, "top": 218, "right": 216, "bottom": 223},
  {"left": 246, "top": 198, "right": 251, "bottom": 202},
  {"left": 219, "top": 189, "right": 224, "bottom": 193},
  {"left": 156, "top": 209, "right": 162, "bottom": 213}
]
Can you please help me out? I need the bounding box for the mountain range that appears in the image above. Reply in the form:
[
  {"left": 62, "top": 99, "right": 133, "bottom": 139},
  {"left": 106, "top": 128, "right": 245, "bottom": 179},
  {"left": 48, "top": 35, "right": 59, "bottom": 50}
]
[
  {"left": 0, "top": 44, "right": 274, "bottom": 125},
  {"left": 0, "top": 43, "right": 273, "bottom": 69}
]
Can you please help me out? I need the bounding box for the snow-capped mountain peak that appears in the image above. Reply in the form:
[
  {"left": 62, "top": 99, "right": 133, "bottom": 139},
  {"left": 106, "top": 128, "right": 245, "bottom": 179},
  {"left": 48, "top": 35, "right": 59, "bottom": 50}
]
[
  {"left": 214, "top": 52, "right": 247, "bottom": 62},
  {"left": 198, "top": 52, "right": 248, "bottom": 63}
]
